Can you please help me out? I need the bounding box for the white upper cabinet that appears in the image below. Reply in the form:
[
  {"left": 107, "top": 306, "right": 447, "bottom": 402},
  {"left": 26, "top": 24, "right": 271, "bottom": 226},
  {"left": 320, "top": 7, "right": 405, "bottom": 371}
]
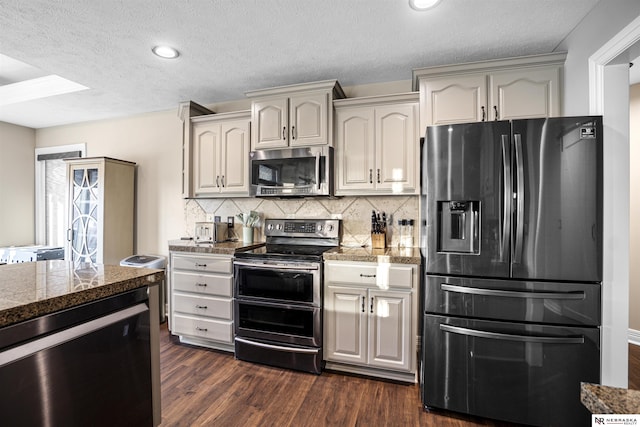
[
  {"left": 334, "top": 93, "right": 419, "bottom": 196},
  {"left": 190, "top": 111, "right": 251, "bottom": 197},
  {"left": 413, "top": 52, "right": 566, "bottom": 130},
  {"left": 246, "top": 80, "right": 345, "bottom": 150}
]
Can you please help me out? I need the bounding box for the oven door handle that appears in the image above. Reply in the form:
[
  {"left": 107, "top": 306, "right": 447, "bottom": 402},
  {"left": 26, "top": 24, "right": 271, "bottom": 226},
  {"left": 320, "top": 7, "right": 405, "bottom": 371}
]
[
  {"left": 234, "top": 337, "right": 320, "bottom": 354},
  {"left": 233, "top": 261, "right": 319, "bottom": 271}
]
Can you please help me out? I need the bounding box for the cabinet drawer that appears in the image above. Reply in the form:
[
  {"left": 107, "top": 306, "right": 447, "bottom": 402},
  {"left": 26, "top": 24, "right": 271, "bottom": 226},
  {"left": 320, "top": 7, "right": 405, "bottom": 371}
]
[
  {"left": 172, "top": 314, "right": 233, "bottom": 344},
  {"left": 172, "top": 271, "right": 233, "bottom": 297},
  {"left": 325, "top": 262, "right": 414, "bottom": 289},
  {"left": 172, "top": 254, "right": 233, "bottom": 273},
  {"left": 174, "top": 293, "right": 232, "bottom": 319}
]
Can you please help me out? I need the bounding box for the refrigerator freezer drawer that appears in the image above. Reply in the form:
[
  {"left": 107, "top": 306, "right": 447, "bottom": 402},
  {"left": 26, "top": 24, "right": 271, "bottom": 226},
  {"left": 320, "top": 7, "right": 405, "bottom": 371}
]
[
  {"left": 422, "top": 314, "right": 599, "bottom": 427},
  {"left": 425, "top": 275, "right": 601, "bottom": 326}
]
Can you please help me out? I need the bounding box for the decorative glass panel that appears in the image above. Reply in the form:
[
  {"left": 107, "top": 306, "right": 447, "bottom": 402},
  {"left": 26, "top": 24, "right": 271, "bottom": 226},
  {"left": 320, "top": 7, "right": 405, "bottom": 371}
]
[{"left": 70, "top": 167, "right": 99, "bottom": 263}]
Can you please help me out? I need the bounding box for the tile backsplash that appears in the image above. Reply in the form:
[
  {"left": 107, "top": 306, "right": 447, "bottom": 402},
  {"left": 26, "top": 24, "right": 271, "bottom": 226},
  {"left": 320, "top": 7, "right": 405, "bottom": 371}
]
[{"left": 183, "top": 196, "right": 420, "bottom": 248}]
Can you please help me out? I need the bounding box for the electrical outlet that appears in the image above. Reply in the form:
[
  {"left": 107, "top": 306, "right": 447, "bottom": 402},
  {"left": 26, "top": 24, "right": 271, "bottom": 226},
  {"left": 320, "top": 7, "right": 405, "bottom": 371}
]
[
  {"left": 227, "top": 216, "right": 234, "bottom": 228},
  {"left": 205, "top": 214, "right": 214, "bottom": 222}
]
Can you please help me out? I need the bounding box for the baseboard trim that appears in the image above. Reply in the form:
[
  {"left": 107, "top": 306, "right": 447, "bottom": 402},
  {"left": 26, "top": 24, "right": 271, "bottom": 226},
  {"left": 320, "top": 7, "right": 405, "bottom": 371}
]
[{"left": 629, "top": 328, "right": 640, "bottom": 346}]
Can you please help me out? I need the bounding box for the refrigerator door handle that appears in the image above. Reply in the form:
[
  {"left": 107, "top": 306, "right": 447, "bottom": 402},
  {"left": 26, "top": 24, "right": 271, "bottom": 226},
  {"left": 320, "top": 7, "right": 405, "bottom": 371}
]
[
  {"left": 440, "top": 283, "right": 586, "bottom": 300},
  {"left": 440, "top": 324, "right": 585, "bottom": 344},
  {"left": 513, "top": 133, "right": 525, "bottom": 264},
  {"left": 500, "top": 134, "right": 511, "bottom": 262}
]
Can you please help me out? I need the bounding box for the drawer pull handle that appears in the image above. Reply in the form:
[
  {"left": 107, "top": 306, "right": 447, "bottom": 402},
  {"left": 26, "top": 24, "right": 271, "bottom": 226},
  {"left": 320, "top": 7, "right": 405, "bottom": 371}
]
[
  {"left": 195, "top": 283, "right": 207, "bottom": 287},
  {"left": 440, "top": 284, "right": 585, "bottom": 300},
  {"left": 195, "top": 305, "right": 208, "bottom": 309},
  {"left": 195, "top": 326, "right": 208, "bottom": 332},
  {"left": 440, "top": 324, "right": 584, "bottom": 344},
  {"left": 195, "top": 263, "right": 207, "bottom": 268},
  {"left": 360, "top": 274, "right": 376, "bottom": 278}
]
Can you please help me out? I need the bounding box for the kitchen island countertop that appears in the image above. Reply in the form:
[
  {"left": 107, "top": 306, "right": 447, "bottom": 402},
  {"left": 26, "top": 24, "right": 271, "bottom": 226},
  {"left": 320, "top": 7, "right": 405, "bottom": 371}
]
[
  {"left": 581, "top": 382, "right": 640, "bottom": 414},
  {"left": 0, "top": 260, "right": 164, "bottom": 328},
  {"left": 324, "top": 246, "right": 421, "bottom": 265}
]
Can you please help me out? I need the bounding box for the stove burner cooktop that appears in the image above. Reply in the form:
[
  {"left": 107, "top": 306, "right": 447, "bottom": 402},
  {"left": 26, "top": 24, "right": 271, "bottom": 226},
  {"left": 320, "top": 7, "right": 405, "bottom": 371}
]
[{"left": 234, "top": 244, "right": 337, "bottom": 262}]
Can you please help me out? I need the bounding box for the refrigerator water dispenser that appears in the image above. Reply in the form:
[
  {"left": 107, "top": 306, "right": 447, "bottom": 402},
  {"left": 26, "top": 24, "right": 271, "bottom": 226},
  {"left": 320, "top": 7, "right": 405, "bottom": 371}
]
[{"left": 438, "top": 201, "right": 479, "bottom": 254}]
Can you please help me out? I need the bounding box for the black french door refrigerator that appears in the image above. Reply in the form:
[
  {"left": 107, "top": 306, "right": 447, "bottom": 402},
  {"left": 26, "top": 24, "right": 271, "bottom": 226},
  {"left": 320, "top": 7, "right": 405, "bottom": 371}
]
[{"left": 421, "top": 117, "right": 602, "bottom": 427}]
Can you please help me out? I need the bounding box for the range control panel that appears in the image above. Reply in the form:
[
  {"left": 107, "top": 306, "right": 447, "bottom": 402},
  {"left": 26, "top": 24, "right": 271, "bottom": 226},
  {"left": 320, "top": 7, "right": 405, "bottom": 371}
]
[{"left": 264, "top": 218, "right": 341, "bottom": 239}]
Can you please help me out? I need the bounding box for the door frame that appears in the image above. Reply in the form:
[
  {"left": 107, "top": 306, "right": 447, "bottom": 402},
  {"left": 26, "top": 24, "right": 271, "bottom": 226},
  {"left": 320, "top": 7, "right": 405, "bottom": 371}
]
[{"left": 589, "top": 14, "right": 640, "bottom": 387}]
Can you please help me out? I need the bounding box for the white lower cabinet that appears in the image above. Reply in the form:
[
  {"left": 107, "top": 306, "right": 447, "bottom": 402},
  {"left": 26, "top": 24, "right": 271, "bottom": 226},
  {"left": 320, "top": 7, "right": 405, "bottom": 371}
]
[
  {"left": 169, "top": 252, "right": 235, "bottom": 352},
  {"left": 323, "top": 260, "right": 418, "bottom": 382}
]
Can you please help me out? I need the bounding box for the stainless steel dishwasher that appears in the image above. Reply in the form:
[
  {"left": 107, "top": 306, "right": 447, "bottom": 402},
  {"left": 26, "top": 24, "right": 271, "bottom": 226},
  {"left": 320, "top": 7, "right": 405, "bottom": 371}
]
[{"left": 0, "top": 287, "right": 153, "bottom": 427}]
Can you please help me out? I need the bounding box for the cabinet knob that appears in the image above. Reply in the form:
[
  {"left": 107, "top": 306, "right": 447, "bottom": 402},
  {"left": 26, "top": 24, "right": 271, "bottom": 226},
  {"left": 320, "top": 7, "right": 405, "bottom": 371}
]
[
  {"left": 369, "top": 169, "right": 373, "bottom": 184},
  {"left": 481, "top": 106, "right": 486, "bottom": 122},
  {"left": 291, "top": 126, "right": 296, "bottom": 140},
  {"left": 494, "top": 105, "right": 499, "bottom": 121},
  {"left": 221, "top": 175, "right": 225, "bottom": 187},
  {"left": 361, "top": 295, "right": 366, "bottom": 313},
  {"left": 370, "top": 297, "right": 374, "bottom": 314},
  {"left": 377, "top": 169, "right": 381, "bottom": 184},
  {"left": 216, "top": 176, "right": 220, "bottom": 187},
  {"left": 195, "top": 305, "right": 208, "bottom": 309},
  {"left": 282, "top": 126, "right": 287, "bottom": 140},
  {"left": 195, "top": 283, "right": 207, "bottom": 287}
]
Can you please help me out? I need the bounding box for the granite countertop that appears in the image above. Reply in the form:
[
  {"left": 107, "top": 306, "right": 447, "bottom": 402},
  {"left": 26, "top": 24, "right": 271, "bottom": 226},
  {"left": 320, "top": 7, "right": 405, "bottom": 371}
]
[
  {"left": 168, "top": 239, "right": 265, "bottom": 255},
  {"left": 581, "top": 382, "right": 640, "bottom": 414},
  {"left": 0, "top": 260, "right": 164, "bottom": 328},
  {"left": 323, "top": 246, "right": 422, "bottom": 265}
]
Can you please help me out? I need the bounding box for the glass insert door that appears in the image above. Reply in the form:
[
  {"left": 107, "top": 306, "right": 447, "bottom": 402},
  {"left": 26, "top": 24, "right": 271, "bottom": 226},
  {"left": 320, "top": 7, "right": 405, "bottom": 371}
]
[{"left": 68, "top": 166, "right": 100, "bottom": 262}]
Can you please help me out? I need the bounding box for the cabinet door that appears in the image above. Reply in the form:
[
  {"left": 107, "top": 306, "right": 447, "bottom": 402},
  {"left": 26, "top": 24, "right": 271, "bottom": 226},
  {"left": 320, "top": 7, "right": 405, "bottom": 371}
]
[
  {"left": 289, "top": 92, "right": 328, "bottom": 146},
  {"left": 251, "top": 97, "right": 289, "bottom": 150},
  {"left": 488, "top": 67, "right": 561, "bottom": 120},
  {"left": 220, "top": 119, "right": 250, "bottom": 195},
  {"left": 335, "top": 107, "right": 375, "bottom": 194},
  {"left": 324, "top": 285, "right": 367, "bottom": 365},
  {"left": 192, "top": 121, "right": 221, "bottom": 195},
  {"left": 67, "top": 163, "right": 102, "bottom": 263},
  {"left": 368, "top": 289, "right": 411, "bottom": 371},
  {"left": 375, "top": 104, "right": 417, "bottom": 193},
  {"left": 422, "top": 74, "right": 487, "bottom": 127}
]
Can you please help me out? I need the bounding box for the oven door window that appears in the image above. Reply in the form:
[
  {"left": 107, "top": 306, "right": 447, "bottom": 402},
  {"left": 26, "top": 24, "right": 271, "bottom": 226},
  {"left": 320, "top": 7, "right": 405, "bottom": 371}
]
[
  {"left": 237, "top": 301, "right": 316, "bottom": 339},
  {"left": 237, "top": 267, "right": 316, "bottom": 303}
]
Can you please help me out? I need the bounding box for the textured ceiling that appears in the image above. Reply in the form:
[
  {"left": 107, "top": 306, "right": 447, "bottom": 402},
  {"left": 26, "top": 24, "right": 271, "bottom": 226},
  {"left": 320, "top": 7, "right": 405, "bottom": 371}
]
[{"left": 0, "top": 0, "right": 601, "bottom": 129}]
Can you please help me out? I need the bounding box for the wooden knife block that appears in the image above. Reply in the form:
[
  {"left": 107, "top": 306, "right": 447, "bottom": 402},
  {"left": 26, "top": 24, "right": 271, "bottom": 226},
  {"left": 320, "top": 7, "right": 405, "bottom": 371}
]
[{"left": 371, "top": 233, "right": 386, "bottom": 249}]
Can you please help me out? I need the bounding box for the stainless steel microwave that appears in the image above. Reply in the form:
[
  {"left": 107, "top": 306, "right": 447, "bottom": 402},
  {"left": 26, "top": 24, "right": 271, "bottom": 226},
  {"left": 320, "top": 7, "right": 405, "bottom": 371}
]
[{"left": 249, "top": 146, "right": 334, "bottom": 197}]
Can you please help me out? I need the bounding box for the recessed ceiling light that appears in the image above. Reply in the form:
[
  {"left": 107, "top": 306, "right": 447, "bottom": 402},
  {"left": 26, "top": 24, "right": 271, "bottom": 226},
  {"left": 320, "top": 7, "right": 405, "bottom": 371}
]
[
  {"left": 152, "top": 45, "right": 179, "bottom": 59},
  {"left": 409, "top": 0, "right": 442, "bottom": 11}
]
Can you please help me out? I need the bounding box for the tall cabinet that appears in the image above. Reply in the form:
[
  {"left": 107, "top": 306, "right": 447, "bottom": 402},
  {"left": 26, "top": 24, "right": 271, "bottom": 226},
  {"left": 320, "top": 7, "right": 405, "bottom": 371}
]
[{"left": 65, "top": 157, "right": 135, "bottom": 265}]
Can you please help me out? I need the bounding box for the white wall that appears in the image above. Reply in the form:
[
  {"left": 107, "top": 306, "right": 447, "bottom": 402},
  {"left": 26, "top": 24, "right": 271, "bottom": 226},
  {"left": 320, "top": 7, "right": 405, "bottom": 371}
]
[
  {"left": 558, "top": 0, "right": 640, "bottom": 387},
  {"left": 35, "top": 110, "right": 184, "bottom": 257},
  {"left": 630, "top": 83, "right": 640, "bottom": 333},
  {"left": 560, "top": 0, "right": 640, "bottom": 115},
  {"left": 0, "top": 121, "right": 35, "bottom": 246}
]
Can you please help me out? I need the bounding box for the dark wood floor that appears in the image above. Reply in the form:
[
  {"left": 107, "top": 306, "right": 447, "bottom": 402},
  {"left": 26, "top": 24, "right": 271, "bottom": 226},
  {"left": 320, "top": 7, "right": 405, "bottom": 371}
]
[{"left": 159, "top": 323, "right": 640, "bottom": 426}]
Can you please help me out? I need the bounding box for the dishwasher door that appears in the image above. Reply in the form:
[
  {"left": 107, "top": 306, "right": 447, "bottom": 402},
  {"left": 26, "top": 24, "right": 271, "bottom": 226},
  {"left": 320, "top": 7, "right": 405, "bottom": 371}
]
[
  {"left": 423, "top": 314, "right": 600, "bottom": 427},
  {"left": 0, "top": 290, "right": 152, "bottom": 427}
]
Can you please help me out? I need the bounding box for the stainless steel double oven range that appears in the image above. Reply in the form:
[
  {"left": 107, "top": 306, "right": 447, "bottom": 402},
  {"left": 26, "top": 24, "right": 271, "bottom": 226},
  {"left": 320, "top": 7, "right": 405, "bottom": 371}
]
[{"left": 233, "top": 218, "right": 341, "bottom": 374}]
